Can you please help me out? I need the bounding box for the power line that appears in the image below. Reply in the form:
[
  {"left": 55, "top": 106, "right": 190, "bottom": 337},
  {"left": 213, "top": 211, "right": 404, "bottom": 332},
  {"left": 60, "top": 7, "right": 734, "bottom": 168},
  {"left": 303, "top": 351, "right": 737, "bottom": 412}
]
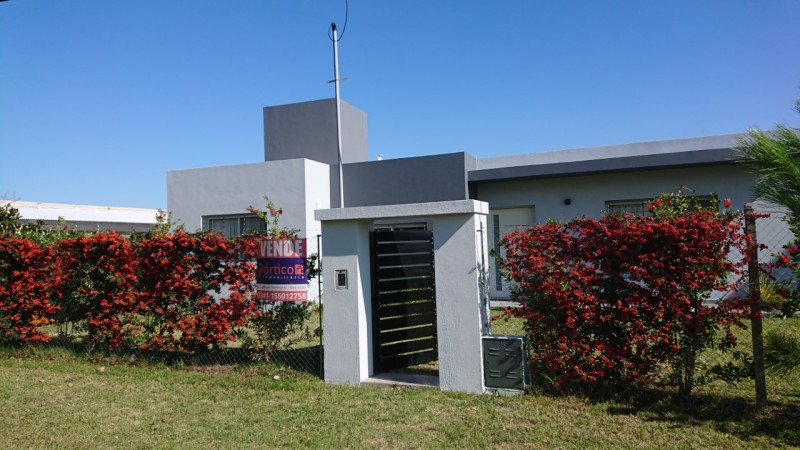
[{"left": 328, "top": 0, "right": 348, "bottom": 42}]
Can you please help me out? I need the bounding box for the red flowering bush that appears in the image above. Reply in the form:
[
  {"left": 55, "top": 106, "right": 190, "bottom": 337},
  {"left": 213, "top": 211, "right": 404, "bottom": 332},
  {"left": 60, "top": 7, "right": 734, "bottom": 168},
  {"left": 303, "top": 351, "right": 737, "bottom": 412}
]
[
  {"left": 500, "top": 192, "right": 751, "bottom": 396},
  {"left": 134, "top": 230, "right": 258, "bottom": 352},
  {"left": 0, "top": 238, "right": 62, "bottom": 343},
  {"left": 56, "top": 232, "right": 139, "bottom": 350},
  {"left": 768, "top": 238, "right": 800, "bottom": 317},
  {"left": 0, "top": 201, "right": 317, "bottom": 362}
]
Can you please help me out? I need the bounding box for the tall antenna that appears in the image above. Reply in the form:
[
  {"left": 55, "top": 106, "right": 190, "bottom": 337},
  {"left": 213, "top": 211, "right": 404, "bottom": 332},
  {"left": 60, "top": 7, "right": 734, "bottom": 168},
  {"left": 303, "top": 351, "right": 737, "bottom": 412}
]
[{"left": 331, "top": 22, "right": 344, "bottom": 208}]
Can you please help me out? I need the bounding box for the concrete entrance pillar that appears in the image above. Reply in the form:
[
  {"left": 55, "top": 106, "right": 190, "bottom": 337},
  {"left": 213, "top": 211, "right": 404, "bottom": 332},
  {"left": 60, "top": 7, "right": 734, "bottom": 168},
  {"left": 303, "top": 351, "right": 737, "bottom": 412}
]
[{"left": 316, "top": 200, "right": 490, "bottom": 393}]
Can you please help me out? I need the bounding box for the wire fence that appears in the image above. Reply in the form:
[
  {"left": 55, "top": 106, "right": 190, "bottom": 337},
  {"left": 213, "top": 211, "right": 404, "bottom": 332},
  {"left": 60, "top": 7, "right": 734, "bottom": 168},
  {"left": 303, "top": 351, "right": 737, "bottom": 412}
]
[
  {"left": 751, "top": 201, "right": 796, "bottom": 286},
  {"left": 6, "top": 235, "right": 325, "bottom": 378},
  {"left": 698, "top": 202, "right": 795, "bottom": 385}
]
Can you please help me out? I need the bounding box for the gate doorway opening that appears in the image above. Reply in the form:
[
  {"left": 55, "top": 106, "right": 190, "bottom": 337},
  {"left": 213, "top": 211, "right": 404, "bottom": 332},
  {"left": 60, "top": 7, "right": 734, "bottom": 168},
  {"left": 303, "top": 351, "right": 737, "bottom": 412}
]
[{"left": 370, "top": 229, "right": 438, "bottom": 379}]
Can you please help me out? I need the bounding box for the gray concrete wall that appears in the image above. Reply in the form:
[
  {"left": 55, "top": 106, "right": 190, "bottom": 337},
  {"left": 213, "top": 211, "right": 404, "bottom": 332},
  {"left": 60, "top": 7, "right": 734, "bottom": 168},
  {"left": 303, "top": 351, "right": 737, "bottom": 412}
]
[
  {"left": 167, "top": 158, "right": 330, "bottom": 236},
  {"left": 263, "top": 98, "right": 368, "bottom": 166},
  {"left": 317, "top": 200, "right": 490, "bottom": 394},
  {"left": 475, "top": 164, "right": 756, "bottom": 224},
  {"left": 334, "top": 153, "right": 475, "bottom": 208},
  {"left": 318, "top": 219, "right": 374, "bottom": 384},
  {"left": 432, "top": 211, "right": 490, "bottom": 393}
]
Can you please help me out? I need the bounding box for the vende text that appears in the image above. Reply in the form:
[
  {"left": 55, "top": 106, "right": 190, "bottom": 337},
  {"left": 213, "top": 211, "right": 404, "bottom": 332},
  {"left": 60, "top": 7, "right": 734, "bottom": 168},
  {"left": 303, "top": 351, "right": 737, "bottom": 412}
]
[{"left": 257, "top": 238, "right": 306, "bottom": 258}]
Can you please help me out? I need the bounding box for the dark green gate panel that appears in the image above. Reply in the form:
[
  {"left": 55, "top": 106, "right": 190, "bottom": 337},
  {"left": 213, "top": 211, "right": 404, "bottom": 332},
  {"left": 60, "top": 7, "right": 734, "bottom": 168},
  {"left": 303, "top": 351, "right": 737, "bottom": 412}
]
[{"left": 370, "top": 230, "right": 437, "bottom": 373}]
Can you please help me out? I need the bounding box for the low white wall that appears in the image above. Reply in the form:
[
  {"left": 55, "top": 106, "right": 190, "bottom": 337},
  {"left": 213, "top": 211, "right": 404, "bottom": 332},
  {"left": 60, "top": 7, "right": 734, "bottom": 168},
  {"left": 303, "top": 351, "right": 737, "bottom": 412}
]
[{"left": 9, "top": 201, "right": 158, "bottom": 225}]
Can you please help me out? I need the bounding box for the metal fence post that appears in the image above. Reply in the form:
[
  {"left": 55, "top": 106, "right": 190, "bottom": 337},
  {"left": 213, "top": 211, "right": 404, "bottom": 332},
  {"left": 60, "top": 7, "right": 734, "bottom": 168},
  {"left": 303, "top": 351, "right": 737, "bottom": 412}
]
[{"left": 745, "top": 203, "right": 768, "bottom": 408}]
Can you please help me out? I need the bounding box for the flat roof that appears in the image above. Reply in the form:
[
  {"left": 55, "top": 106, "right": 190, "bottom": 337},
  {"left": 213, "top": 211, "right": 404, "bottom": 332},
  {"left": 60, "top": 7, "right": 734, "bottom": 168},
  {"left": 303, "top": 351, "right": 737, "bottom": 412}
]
[
  {"left": 470, "top": 134, "right": 741, "bottom": 183},
  {"left": 3, "top": 200, "right": 159, "bottom": 224}
]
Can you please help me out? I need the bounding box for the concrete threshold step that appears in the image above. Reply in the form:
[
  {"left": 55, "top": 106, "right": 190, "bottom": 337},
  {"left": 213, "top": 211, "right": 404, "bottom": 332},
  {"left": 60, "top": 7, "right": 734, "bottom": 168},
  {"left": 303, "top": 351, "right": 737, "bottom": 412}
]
[{"left": 362, "top": 373, "right": 439, "bottom": 389}]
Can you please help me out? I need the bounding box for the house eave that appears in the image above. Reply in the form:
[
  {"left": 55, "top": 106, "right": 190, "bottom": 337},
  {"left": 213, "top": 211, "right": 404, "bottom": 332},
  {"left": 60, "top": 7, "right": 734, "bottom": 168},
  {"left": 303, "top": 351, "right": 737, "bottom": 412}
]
[{"left": 468, "top": 148, "right": 740, "bottom": 184}]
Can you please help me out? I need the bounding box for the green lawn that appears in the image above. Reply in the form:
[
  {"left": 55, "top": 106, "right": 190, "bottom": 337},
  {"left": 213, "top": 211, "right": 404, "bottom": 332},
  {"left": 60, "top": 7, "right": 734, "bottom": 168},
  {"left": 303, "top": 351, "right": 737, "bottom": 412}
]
[{"left": 1, "top": 318, "right": 798, "bottom": 449}]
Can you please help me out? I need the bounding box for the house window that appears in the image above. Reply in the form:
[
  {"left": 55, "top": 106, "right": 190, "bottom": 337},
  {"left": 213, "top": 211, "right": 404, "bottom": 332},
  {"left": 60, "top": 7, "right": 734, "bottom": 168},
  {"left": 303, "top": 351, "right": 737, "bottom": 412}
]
[
  {"left": 605, "top": 196, "right": 716, "bottom": 216},
  {"left": 204, "top": 214, "right": 266, "bottom": 238},
  {"left": 605, "top": 199, "right": 650, "bottom": 216}
]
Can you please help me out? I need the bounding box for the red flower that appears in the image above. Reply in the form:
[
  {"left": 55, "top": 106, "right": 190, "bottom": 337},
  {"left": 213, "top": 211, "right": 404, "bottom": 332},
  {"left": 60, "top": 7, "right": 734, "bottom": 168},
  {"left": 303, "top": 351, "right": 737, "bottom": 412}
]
[
  {"left": 499, "top": 202, "right": 750, "bottom": 388},
  {"left": 723, "top": 198, "right": 732, "bottom": 209}
]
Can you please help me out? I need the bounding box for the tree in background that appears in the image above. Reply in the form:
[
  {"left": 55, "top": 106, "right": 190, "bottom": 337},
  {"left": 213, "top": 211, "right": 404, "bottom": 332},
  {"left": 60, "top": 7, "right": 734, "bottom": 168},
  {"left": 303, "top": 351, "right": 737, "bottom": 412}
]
[
  {"left": 736, "top": 99, "right": 800, "bottom": 223},
  {"left": 736, "top": 95, "right": 800, "bottom": 376}
]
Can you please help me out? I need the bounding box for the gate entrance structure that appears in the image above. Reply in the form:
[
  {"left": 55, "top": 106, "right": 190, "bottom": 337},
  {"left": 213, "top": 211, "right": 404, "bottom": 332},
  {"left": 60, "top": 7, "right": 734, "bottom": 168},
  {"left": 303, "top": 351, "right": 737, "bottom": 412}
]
[
  {"left": 316, "top": 200, "right": 492, "bottom": 393},
  {"left": 370, "top": 230, "right": 437, "bottom": 372}
]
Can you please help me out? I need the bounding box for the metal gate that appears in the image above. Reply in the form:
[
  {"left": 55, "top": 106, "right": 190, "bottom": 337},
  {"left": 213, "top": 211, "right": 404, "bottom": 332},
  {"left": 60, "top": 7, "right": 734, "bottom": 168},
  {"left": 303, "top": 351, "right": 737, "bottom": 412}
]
[{"left": 370, "top": 230, "right": 437, "bottom": 372}]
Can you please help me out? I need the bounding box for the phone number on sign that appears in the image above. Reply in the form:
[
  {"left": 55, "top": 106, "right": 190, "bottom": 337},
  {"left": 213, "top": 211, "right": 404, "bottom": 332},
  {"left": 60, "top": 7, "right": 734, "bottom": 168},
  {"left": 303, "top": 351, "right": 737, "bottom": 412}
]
[{"left": 257, "top": 291, "right": 308, "bottom": 302}]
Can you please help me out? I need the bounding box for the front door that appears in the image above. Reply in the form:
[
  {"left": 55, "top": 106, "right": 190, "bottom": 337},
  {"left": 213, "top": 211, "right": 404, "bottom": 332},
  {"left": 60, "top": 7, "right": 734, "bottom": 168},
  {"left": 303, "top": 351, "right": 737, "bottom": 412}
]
[{"left": 488, "top": 207, "right": 535, "bottom": 300}]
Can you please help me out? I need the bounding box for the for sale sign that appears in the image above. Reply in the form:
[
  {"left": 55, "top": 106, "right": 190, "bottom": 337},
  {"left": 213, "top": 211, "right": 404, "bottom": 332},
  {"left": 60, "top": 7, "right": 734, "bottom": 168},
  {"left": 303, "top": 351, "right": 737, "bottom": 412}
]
[{"left": 255, "top": 238, "right": 308, "bottom": 302}]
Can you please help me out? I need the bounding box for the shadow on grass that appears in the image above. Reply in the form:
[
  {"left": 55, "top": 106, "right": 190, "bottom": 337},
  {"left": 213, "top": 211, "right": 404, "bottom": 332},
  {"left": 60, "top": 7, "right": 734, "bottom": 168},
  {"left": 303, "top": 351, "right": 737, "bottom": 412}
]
[
  {"left": 2, "top": 336, "right": 323, "bottom": 378},
  {"left": 551, "top": 382, "right": 800, "bottom": 448}
]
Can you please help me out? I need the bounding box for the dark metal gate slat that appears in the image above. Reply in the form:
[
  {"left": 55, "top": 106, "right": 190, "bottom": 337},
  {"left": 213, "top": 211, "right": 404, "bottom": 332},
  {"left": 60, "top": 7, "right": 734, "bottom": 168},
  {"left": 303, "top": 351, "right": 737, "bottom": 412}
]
[
  {"left": 375, "top": 288, "right": 434, "bottom": 305},
  {"left": 377, "top": 265, "right": 433, "bottom": 279},
  {"left": 373, "top": 230, "right": 433, "bottom": 241},
  {"left": 379, "top": 350, "right": 438, "bottom": 371},
  {"left": 376, "top": 253, "right": 434, "bottom": 267},
  {"left": 377, "top": 277, "right": 433, "bottom": 292},
  {"left": 370, "top": 229, "right": 437, "bottom": 373},
  {"left": 380, "top": 324, "right": 436, "bottom": 344},
  {"left": 380, "top": 337, "right": 438, "bottom": 355},
  {"left": 378, "top": 300, "right": 435, "bottom": 318},
  {"left": 375, "top": 241, "right": 433, "bottom": 255},
  {"left": 378, "top": 312, "right": 437, "bottom": 331}
]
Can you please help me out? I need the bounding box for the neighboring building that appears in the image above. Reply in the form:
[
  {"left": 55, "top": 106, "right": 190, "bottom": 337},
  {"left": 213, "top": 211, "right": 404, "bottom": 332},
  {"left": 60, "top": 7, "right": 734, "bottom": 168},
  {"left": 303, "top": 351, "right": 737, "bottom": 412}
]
[
  {"left": 5, "top": 200, "right": 159, "bottom": 233},
  {"left": 167, "top": 97, "right": 777, "bottom": 299}
]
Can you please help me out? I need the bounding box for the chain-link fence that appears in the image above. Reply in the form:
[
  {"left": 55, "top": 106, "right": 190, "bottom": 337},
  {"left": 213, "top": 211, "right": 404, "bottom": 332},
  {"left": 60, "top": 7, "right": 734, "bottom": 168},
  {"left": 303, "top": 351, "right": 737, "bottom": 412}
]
[
  {"left": 7, "top": 234, "right": 325, "bottom": 377},
  {"left": 751, "top": 201, "right": 796, "bottom": 288},
  {"left": 697, "top": 202, "right": 795, "bottom": 392}
]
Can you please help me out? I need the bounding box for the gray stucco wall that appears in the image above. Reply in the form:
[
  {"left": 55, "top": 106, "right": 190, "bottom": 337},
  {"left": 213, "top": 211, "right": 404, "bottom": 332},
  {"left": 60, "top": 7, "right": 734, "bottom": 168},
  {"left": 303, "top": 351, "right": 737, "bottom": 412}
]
[
  {"left": 263, "top": 98, "right": 368, "bottom": 166},
  {"left": 318, "top": 219, "right": 374, "bottom": 385},
  {"left": 167, "top": 158, "right": 330, "bottom": 236},
  {"left": 474, "top": 164, "right": 756, "bottom": 224},
  {"left": 334, "top": 152, "right": 476, "bottom": 207},
  {"left": 432, "top": 211, "right": 490, "bottom": 393}
]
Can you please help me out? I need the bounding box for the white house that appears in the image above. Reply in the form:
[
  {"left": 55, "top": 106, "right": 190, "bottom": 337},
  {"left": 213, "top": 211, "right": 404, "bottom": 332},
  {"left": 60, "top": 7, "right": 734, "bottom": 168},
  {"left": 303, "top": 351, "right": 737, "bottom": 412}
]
[{"left": 167, "top": 98, "right": 776, "bottom": 300}]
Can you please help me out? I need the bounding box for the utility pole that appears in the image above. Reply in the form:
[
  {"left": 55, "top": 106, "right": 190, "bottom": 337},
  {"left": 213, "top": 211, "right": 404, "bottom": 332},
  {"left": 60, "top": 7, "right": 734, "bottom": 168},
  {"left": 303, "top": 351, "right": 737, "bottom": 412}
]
[{"left": 331, "top": 22, "right": 344, "bottom": 208}]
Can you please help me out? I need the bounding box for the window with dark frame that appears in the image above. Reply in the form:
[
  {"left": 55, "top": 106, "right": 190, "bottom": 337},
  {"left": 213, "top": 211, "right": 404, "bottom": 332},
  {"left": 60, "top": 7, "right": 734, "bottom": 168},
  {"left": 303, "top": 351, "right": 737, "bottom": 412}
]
[
  {"left": 605, "top": 195, "right": 716, "bottom": 217},
  {"left": 203, "top": 214, "right": 267, "bottom": 238}
]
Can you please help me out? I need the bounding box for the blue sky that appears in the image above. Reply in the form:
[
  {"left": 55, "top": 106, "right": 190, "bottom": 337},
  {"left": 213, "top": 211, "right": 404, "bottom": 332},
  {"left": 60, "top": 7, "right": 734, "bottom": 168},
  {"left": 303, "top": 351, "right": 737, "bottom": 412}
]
[{"left": 1, "top": 1, "right": 798, "bottom": 209}]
